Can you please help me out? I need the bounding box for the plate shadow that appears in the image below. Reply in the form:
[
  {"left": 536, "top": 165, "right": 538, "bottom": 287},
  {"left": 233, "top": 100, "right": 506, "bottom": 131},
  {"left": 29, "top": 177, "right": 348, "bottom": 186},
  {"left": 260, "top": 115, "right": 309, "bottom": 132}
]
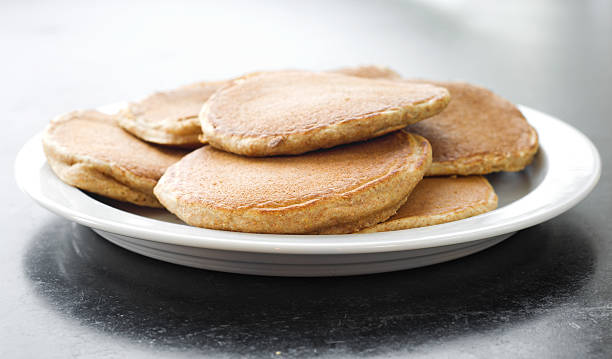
[{"left": 23, "top": 217, "right": 595, "bottom": 357}]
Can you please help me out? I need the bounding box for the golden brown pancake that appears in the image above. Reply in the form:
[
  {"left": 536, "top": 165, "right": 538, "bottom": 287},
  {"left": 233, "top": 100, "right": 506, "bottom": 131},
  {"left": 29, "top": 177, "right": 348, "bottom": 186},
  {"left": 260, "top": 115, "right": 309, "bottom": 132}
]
[
  {"left": 360, "top": 176, "right": 497, "bottom": 232},
  {"left": 331, "top": 65, "right": 401, "bottom": 79},
  {"left": 200, "top": 71, "right": 450, "bottom": 156},
  {"left": 406, "top": 81, "right": 538, "bottom": 175},
  {"left": 119, "top": 81, "right": 226, "bottom": 147},
  {"left": 119, "top": 67, "right": 396, "bottom": 148},
  {"left": 43, "top": 110, "right": 187, "bottom": 207},
  {"left": 154, "top": 131, "right": 432, "bottom": 234}
]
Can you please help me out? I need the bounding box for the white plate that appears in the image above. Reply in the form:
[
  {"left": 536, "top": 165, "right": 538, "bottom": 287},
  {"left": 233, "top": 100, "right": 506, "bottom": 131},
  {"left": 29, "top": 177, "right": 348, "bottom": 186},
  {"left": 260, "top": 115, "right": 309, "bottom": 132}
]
[{"left": 15, "top": 106, "right": 601, "bottom": 276}]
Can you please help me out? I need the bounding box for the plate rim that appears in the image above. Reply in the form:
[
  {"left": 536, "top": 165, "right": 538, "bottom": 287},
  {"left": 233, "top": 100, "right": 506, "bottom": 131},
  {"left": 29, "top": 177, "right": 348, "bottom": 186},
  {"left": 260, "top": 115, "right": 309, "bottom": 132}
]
[{"left": 15, "top": 105, "right": 601, "bottom": 255}]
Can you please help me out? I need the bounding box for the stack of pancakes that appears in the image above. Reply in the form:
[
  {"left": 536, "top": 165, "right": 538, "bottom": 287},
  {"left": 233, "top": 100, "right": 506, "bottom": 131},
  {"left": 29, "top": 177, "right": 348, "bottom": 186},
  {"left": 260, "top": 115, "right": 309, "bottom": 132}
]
[{"left": 43, "top": 66, "right": 538, "bottom": 234}]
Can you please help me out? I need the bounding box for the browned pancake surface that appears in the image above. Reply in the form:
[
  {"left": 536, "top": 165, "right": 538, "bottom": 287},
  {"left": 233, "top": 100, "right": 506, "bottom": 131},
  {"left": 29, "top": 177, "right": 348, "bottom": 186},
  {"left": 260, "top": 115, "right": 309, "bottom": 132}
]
[
  {"left": 164, "top": 132, "right": 424, "bottom": 208},
  {"left": 200, "top": 71, "right": 449, "bottom": 156},
  {"left": 47, "top": 110, "right": 185, "bottom": 180},
  {"left": 360, "top": 176, "right": 497, "bottom": 232},
  {"left": 119, "top": 67, "right": 402, "bottom": 147},
  {"left": 119, "top": 81, "right": 226, "bottom": 146},
  {"left": 391, "top": 176, "right": 496, "bottom": 219},
  {"left": 406, "top": 81, "right": 538, "bottom": 175},
  {"left": 128, "top": 82, "right": 223, "bottom": 127},
  {"left": 206, "top": 72, "right": 447, "bottom": 138},
  {"left": 155, "top": 131, "right": 432, "bottom": 233}
]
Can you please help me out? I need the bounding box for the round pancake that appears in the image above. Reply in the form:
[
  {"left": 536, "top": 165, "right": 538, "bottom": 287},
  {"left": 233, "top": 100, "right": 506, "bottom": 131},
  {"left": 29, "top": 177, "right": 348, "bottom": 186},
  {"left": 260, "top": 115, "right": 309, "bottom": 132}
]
[
  {"left": 360, "top": 176, "right": 497, "bottom": 233},
  {"left": 43, "top": 110, "right": 187, "bottom": 207},
  {"left": 118, "top": 68, "right": 395, "bottom": 148},
  {"left": 331, "top": 65, "right": 401, "bottom": 79},
  {"left": 119, "top": 81, "right": 226, "bottom": 147},
  {"left": 200, "top": 71, "right": 450, "bottom": 156},
  {"left": 154, "top": 131, "right": 432, "bottom": 234},
  {"left": 405, "top": 81, "right": 539, "bottom": 175}
]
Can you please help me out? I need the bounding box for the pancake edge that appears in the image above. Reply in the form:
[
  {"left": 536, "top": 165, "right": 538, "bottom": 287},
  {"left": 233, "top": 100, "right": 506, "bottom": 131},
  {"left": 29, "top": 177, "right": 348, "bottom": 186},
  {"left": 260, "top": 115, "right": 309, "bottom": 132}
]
[
  {"left": 42, "top": 116, "right": 163, "bottom": 207},
  {"left": 118, "top": 110, "right": 204, "bottom": 147},
  {"left": 154, "top": 132, "right": 433, "bottom": 234},
  {"left": 359, "top": 176, "right": 498, "bottom": 233},
  {"left": 45, "top": 153, "right": 162, "bottom": 207},
  {"left": 117, "top": 79, "right": 229, "bottom": 148},
  {"left": 199, "top": 78, "right": 450, "bottom": 156}
]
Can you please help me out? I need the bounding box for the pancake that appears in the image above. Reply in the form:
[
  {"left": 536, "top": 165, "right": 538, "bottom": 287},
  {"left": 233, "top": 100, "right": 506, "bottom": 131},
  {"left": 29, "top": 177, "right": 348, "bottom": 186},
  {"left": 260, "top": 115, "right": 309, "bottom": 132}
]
[
  {"left": 118, "top": 68, "right": 397, "bottom": 148},
  {"left": 154, "top": 131, "right": 432, "bottom": 234},
  {"left": 118, "top": 80, "right": 226, "bottom": 147},
  {"left": 360, "top": 176, "right": 497, "bottom": 233},
  {"left": 200, "top": 71, "right": 450, "bottom": 156},
  {"left": 331, "top": 65, "right": 401, "bottom": 79},
  {"left": 405, "top": 81, "right": 538, "bottom": 175},
  {"left": 119, "top": 66, "right": 399, "bottom": 148},
  {"left": 43, "top": 110, "right": 187, "bottom": 207}
]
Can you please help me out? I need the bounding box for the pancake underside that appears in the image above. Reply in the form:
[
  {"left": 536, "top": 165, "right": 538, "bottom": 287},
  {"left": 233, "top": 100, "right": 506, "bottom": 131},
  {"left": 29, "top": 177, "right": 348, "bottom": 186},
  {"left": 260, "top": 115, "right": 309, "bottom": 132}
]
[{"left": 43, "top": 139, "right": 162, "bottom": 208}]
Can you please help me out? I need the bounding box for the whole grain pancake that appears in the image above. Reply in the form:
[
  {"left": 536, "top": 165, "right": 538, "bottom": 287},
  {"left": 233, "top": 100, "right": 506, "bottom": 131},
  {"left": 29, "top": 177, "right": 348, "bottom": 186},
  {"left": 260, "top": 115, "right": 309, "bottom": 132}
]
[
  {"left": 119, "top": 80, "right": 226, "bottom": 147},
  {"left": 118, "top": 68, "right": 396, "bottom": 148},
  {"left": 154, "top": 131, "right": 432, "bottom": 234},
  {"left": 331, "top": 65, "right": 401, "bottom": 79},
  {"left": 200, "top": 71, "right": 450, "bottom": 156},
  {"left": 43, "top": 110, "right": 187, "bottom": 207},
  {"left": 405, "top": 81, "right": 538, "bottom": 175},
  {"left": 360, "top": 176, "right": 497, "bottom": 233}
]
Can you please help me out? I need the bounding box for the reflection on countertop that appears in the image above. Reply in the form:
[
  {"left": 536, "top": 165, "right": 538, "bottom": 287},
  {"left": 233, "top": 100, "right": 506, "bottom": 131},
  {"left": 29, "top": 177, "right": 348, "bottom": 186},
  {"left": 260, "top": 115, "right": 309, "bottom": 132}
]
[{"left": 22, "top": 217, "right": 595, "bottom": 357}]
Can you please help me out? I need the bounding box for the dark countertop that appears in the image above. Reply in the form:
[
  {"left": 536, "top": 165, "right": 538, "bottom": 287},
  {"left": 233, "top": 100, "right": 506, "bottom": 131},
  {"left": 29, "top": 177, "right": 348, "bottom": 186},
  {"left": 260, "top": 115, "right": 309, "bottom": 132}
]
[{"left": 2, "top": 1, "right": 611, "bottom": 357}]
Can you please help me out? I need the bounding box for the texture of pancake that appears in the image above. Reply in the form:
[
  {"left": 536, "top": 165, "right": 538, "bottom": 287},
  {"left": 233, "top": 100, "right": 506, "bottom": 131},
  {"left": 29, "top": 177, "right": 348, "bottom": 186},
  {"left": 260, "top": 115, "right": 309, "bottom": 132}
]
[
  {"left": 155, "top": 131, "right": 432, "bottom": 234},
  {"left": 119, "top": 81, "right": 226, "bottom": 147},
  {"left": 43, "top": 110, "right": 187, "bottom": 207},
  {"left": 331, "top": 65, "right": 401, "bottom": 79},
  {"left": 118, "top": 67, "right": 398, "bottom": 147},
  {"left": 200, "top": 71, "right": 450, "bottom": 156},
  {"left": 405, "top": 81, "right": 539, "bottom": 175},
  {"left": 360, "top": 176, "right": 498, "bottom": 233}
]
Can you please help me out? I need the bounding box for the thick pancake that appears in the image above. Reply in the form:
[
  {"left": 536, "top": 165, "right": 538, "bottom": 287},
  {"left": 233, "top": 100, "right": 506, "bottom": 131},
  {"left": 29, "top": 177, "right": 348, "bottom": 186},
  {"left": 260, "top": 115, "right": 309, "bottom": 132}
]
[
  {"left": 360, "top": 176, "right": 497, "bottom": 233},
  {"left": 154, "top": 131, "right": 432, "bottom": 234},
  {"left": 43, "top": 110, "right": 187, "bottom": 207},
  {"left": 405, "top": 81, "right": 539, "bottom": 175},
  {"left": 118, "top": 81, "right": 226, "bottom": 147},
  {"left": 331, "top": 65, "right": 401, "bottom": 79},
  {"left": 200, "top": 71, "right": 450, "bottom": 156}
]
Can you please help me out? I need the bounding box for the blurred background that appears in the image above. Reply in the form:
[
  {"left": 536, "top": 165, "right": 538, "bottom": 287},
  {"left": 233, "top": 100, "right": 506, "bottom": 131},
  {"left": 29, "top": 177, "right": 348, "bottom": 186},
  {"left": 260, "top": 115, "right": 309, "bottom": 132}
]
[
  {"left": 2, "top": 0, "right": 611, "bottom": 132},
  {"left": 2, "top": 1, "right": 611, "bottom": 358}
]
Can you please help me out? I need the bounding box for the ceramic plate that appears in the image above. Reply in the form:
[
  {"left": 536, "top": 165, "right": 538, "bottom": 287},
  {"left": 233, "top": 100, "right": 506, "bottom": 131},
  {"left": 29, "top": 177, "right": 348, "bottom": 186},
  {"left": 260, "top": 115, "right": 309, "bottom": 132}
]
[{"left": 15, "top": 106, "right": 601, "bottom": 276}]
